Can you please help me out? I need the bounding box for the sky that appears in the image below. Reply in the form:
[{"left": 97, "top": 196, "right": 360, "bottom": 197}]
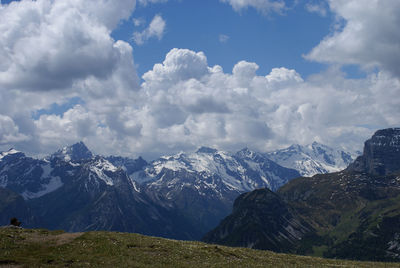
[{"left": 0, "top": 0, "right": 399, "bottom": 160}]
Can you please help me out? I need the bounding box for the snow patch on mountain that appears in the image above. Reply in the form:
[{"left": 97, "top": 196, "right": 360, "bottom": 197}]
[
  {"left": 41, "top": 163, "right": 53, "bottom": 178},
  {"left": 22, "top": 176, "right": 63, "bottom": 200},
  {"left": 88, "top": 158, "right": 118, "bottom": 186},
  {"left": 21, "top": 163, "right": 63, "bottom": 200},
  {"left": 153, "top": 156, "right": 188, "bottom": 173},
  {"left": 0, "top": 149, "right": 20, "bottom": 161}
]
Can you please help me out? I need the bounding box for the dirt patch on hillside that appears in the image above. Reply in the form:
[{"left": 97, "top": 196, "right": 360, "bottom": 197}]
[{"left": 24, "top": 232, "right": 83, "bottom": 245}]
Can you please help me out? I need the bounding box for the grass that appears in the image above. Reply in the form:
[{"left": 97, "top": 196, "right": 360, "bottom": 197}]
[{"left": 0, "top": 227, "right": 399, "bottom": 267}]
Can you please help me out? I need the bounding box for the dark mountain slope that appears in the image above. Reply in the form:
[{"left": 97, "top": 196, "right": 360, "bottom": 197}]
[
  {"left": 0, "top": 187, "right": 37, "bottom": 227},
  {"left": 203, "top": 188, "right": 313, "bottom": 252}
]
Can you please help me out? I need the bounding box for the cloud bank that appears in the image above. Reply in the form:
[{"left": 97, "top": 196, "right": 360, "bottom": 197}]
[{"left": 0, "top": 0, "right": 399, "bottom": 160}]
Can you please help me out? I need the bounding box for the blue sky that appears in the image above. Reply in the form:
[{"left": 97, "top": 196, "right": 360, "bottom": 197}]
[
  {"left": 113, "top": 0, "right": 334, "bottom": 79},
  {"left": 0, "top": 0, "right": 399, "bottom": 159}
]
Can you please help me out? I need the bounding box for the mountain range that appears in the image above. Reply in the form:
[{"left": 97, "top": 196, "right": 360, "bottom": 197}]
[
  {"left": 0, "top": 140, "right": 355, "bottom": 240},
  {"left": 203, "top": 128, "right": 400, "bottom": 262}
]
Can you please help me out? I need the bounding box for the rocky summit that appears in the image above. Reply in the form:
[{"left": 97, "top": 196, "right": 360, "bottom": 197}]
[
  {"left": 51, "top": 141, "right": 93, "bottom": 162},
  {"left": 348, "top": 128, "right": 400, "bottom": 175},
  {"left": 204, "top": 128, "right": 400, "bottom": 262}
]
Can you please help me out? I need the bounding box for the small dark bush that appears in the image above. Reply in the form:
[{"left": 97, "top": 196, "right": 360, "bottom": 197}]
[{"left": 10, "top": 217, "right": 21, "bottom": 227}]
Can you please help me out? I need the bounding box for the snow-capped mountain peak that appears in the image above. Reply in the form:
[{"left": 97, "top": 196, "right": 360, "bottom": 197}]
[
  {"left": 235, "top": 147, "right": 257, "bottom": 159},
  {"left": 52, "top": 141, "right": 93, "bottom": 162},
  {"left": 266, "top": 142, "right": 358, "bottom": 177}
]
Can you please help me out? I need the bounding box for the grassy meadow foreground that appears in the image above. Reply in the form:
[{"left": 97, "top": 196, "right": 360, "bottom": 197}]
[{"left": 0, "top": 227, "right": 399, "bottom": 267}]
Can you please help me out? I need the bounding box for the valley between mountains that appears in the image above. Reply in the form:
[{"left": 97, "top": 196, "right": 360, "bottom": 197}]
[{"left": 2, "top": 128, "right": 400, "bottom": 262}]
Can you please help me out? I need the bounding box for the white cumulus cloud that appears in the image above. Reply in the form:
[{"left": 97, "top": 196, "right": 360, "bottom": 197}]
[
  {"left": 219, "top": 34, "right": 230, "bottom": 43},
  {"left": 142, "top": 48, "right": 209, "bottom": 86},
  {"left": 133, "top": 14, "right": 166, "bottom": 45},
  {"left": 135, "top": 48, "right": 400, "bottom": 157},
  {"left": 220, "top": 0, "right": 286, "bottom": 15},
  {"left": 0, "top": 115, "right": 29, "bottom": 145},
  {"left": 305, "top": 2, "right": 327, "bottom": 17},
  {"left": 133, "top": 17, "right": 145, "bottom": 27},
  {"left": 0, "top": 0, "right": 139, "bottom": 155},
  {"left": 305, "top": 0, "right": 400, "bottom": 78},
  {"left": 138, "top": 0, "right": 168, "bottom": 6},
  {"left": 0, "top": 0, "right": 136, "bottom": 91}
]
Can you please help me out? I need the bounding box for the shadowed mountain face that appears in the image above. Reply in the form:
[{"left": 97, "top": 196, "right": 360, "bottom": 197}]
[
  {"left": 51, "top": 141, "right": 93, "bottom": 162},
  {"left": 202, "top": 189, "right": 313, "bottom": 252},
  {"left": 0, "top": 187, "right": 38, "bottom": 227},
  {"left": 203, "top": 128, "right": 400, "bottom": 262}
]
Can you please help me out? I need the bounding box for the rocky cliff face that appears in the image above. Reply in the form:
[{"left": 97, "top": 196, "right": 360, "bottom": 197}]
[{"left": 348, "top": 128, "right": 400, "bottom": 175}]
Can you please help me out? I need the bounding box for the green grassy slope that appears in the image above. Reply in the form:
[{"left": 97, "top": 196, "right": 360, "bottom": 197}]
[{"left": 0, "top": 227, "right": 398, "bottom": 268}]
